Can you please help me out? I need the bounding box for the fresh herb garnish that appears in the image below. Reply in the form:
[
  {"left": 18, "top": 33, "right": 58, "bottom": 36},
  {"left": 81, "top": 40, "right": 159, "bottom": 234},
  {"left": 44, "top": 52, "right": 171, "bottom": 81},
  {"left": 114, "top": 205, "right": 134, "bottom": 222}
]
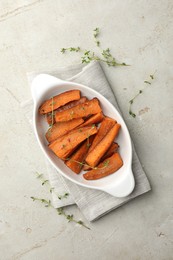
[
  {"left": 61, "top": 28, "right": 128, "bottom": 67},
  {"left": 31, "top": 196, "right": 90, "bottom": 229},
  {"left": 32, "top": 173, "right": 90, "bottom": 229},
  {"left": 31, "top": 196, "right": 51, "bottom": 207},
  {"left": 42, "top": 179, "right": 49, "bottom": 186},
  {"left": 129, "top": 73, "right": 156, "bottom": 118},
  {"left": 93, "top": 27, "right": 100, "bottom": 46},
  {"left": 65, "top": 157, "right": 110, "bottom": 170},
  {"left": 58, "top": 192, "right": 69, "bottom": 200},
  {"left": 61, "top": 47, "right": 80, "bottom": 53},
  {"left": 144, "top": 80, "right": 151, "bottom": 85},
  {"left": 56, "top": 208, "right": 90, "bottom": 230},
  {"left": 65, "top": 157, "right": 97, "bottom": 170},
  {"left": 103, "top": 160, "right": 110, "bottom": 167}
]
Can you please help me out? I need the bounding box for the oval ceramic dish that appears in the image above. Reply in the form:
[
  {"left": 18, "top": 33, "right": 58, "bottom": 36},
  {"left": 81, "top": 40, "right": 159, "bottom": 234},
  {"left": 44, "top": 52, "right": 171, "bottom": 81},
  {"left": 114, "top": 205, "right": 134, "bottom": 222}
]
[{"left": 31, "top": 74, "right": 135, "bottom": 197}]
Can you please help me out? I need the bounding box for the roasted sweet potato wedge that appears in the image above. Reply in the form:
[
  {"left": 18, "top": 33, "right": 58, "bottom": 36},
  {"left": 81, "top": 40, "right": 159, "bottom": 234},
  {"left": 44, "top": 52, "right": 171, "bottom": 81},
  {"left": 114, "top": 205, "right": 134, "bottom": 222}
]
[
  {"left": 65, "top": 136, "right": 95, "bottom": 174},
  {"left": 39, "top": 90, "right": 81, "bottom": 114},
  {"left": 83, "top": 152, "right": 123, "bottom": 180},
  {"left": 49, "top": 125, "right": 98, "bottom": 159},
  {"left": 55, "top": 98, "right": 102, "bottom": 122},
  {"left": 80, "top": 112, "right": 104, "bottom": 127},
  {"left": 46, "top": 97, "right": 87, "bottom": 125},
  {"left": 87, "top": 117, "right": 116, "bottom": 154},
  {"left": 46, "top": 118, "right": 84, "bottom": 143},
  {"left": 85, "top": 123, "right": 121, "bottom": 167},
  {"left": 101, "top": 142, "right": 119, "bottom": 161},
  {"left": 83, "top": 142, "right": 119, "bottom": 171}
]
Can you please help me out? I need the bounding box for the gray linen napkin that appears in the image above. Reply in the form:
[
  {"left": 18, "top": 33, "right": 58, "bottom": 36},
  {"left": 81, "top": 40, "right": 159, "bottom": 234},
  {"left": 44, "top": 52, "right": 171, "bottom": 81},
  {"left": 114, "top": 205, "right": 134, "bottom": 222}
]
[{"left": 21, "top": 61, "right": 151, "bottom": 221}]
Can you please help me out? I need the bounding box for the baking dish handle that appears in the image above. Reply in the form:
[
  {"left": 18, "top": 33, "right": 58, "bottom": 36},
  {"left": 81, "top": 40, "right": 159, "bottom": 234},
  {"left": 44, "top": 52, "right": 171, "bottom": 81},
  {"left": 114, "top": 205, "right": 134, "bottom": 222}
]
[
  {"left": 31, "top": 74, "right": 64, "bottom": 103},
  {"left": 103, "top": 169, "right": 135, "bottom": 197}
]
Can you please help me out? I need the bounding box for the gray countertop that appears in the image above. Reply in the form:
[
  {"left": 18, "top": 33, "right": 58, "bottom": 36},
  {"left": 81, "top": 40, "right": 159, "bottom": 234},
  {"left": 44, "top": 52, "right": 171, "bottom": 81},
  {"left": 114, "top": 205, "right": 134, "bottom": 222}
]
[{"left": 0, "top": 1, "right": 173, "bottom": 259}]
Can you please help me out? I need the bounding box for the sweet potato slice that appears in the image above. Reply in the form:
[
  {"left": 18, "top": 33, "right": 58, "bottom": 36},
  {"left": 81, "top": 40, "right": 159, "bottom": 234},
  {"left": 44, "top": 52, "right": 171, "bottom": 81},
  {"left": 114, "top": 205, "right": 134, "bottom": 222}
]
[
  {"left": 65, "top": 135, "right": 95, "bottom": 174},
  {"left": 83, "top": 152, "right": 123, "bottom": 180},
  {"left": 83, "top": 142, "right": 119, "bottom": 171},
  {"left": 49, "top": 125, "right": 98, "bottom": 159},
  {"left": 85, "top": 123, "right": 121, "bottom": 167},
  {"left": 46, "top": 97, "right": 87, "bottom": 125},
  {"left": 46, "top": 118, "right": 84, "bottom": 143},
  {"left": 39, "top": 90, "right": 81, "bottom": 114},
  {"left": 55, "top": 98, "right": 102, "bottom": 122},
  {"left": 101, "top": 142, "right": 119, "bottom": 161},
  {"left": 87, "top": 117, "right": 116, "bottom": 154},
  {"left": 80, "top": 112, "right": 104, "bottom": 127}
]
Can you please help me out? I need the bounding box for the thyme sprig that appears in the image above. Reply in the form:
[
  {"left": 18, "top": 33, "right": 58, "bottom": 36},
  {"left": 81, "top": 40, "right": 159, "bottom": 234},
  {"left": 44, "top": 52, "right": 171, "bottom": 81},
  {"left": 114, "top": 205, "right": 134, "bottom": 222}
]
[
  {"left": 31, "top": 196, "right": 51, "bottom": 207},
  {"left": 58, "top": 193, "right": 69, "bottom": 200},
  {"left": 93, "top": 27, "right": 100, "bottom": 46},
  {"left": 60, "top": 28, "right": 128, "bottom": 67},
  {"left": 65, "top": 157, "right": 97, "bottom": 170},
  {"left": 65, "top": 157, "right": 110, "bottom": 170},
  {"left": 56, "top": 208, "right": 90, "bottom": 229},
  {"left": 31, "top": 196, "right": 90, "bottom": 230},
  {"left": 61, "top": 47, "right": 80, "bottom": 53},
  {"left": 129, "top": 73, "right": 156, "bottom": 118},
  {"left": 35, "top": 172, "right": 67, "bottom": 197},
  {"left": 32, "top": 173, "right": 90, "bottom": 229}
]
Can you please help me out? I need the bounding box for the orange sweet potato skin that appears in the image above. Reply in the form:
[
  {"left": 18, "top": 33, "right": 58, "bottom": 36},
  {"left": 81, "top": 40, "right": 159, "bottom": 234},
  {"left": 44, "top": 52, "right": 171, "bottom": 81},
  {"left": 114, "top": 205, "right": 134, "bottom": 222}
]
[
  {"left": 55, "top": 98, "right": 102, "bottom": 122},
  {"left": 85, "top": 123, "right": 121, "bottom": 167},
  {"left": 48, "top": 125, "right": 98, "bottom": 159},
  {"left": 39, "top": 90, "right": 81, "bottom": 114},
  {"left": 46, "top": 97, "right": 87, "bottom": 125},
  {"left": 45, "top": 118, "right": 84, "bottom": 143},
  {"left": 83, "top": 152, "right": 123, "bottom": 180}
]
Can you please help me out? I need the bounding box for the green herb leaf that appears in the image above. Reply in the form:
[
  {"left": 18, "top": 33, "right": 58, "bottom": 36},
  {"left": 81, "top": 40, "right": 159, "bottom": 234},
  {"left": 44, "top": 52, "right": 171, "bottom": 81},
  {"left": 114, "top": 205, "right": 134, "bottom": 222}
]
[
  {"left": 31, "top": 196, "right": 90, "bottom": 229},
  {"left": 144, "top": 80, "right": 151, "bottom": 85},
  {"left": 93, "top": 27, "right": 99, "bottom": 38},
  {"left": 129, "top": 111, "right": 136, "bottom": 118},
  {"left": 103, "top": 160, "right": 109, "bottom": 167},
  {"left": 58, "top": 192, "right": 69, "bottom": 200},
  {"left": 61, "top": 47, "right": 80, "bottom": 53},
  {"left": 93, "top": 28, "right": 100, "bottom": 46},
  {"left": 50, "top": 187, "right": 54, "bottom": 193},
  {"left": 42, "top": 180, "right": 49, "bottom": 186},
  {"left": 129, "top": 72, "right": 156, "bottom": 118}
]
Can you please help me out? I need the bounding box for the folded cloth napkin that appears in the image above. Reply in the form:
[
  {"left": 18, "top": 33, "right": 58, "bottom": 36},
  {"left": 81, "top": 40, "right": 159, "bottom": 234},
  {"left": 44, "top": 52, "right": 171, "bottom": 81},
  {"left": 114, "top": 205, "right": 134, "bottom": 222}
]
[{"left": 21, "top": 61, "right": 151, "bottom": 221}]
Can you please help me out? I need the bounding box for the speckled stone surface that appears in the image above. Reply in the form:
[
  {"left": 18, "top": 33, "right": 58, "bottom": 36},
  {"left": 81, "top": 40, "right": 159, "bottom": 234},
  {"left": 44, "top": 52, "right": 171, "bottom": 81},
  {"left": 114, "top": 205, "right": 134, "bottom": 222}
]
[{"left": 0, "top": 1, "right": 173, "bottom": 259}]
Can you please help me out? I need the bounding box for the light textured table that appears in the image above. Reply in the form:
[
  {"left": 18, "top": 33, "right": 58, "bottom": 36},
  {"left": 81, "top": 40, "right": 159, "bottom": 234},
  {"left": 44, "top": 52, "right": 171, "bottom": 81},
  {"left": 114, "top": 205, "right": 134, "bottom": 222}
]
[{"left": 0, "top": 1, "right": 173, "bottom": 259}]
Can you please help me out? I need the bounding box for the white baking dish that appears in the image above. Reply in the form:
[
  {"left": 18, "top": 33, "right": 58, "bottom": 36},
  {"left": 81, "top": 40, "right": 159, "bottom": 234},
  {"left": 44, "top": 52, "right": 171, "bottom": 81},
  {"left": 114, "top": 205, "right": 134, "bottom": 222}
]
[{"left": 31, "top": 74, "right": 135, "bottom": 197}]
